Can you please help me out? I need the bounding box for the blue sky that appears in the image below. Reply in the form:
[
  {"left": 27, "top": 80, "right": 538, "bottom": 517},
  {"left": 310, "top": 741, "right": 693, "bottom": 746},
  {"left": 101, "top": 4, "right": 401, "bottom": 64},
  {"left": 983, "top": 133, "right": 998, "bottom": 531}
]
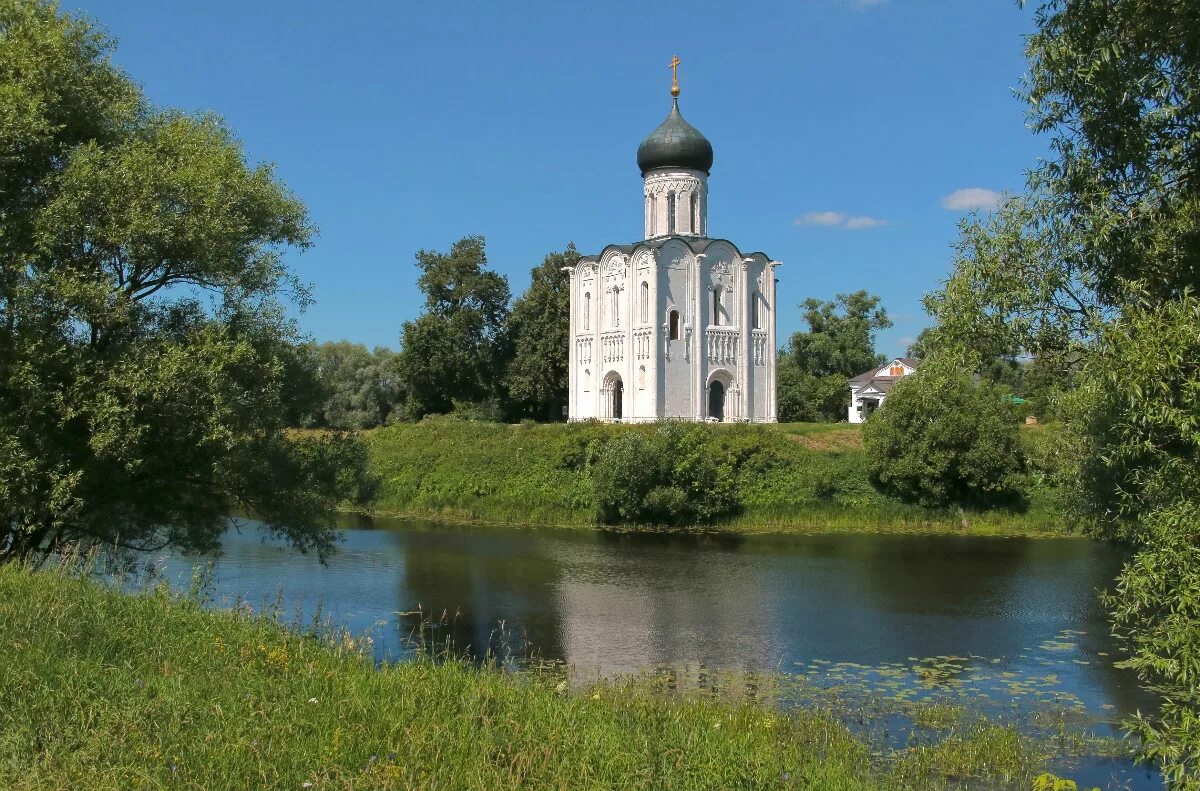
[{"left": 73, "top": 0, "right": 1045, "bottom": 358}]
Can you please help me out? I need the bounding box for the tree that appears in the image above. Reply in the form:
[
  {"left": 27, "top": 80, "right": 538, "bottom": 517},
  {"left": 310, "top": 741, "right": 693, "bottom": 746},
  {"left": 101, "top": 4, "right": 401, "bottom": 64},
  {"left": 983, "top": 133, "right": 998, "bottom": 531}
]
[
  {"left": 926, "top": 1, "right": 1200, "bottom": 779},
  {"left": 305, "top": 341, "right": 402, "bottom": 429},
  {"left": 396, "top": 236, "right": 511, "bottom": 420},
  {"left": 863, "top": 371, "right": 1026, "bottom": 509},
  {"left": 0, "top": 1, "right": 371, "bottom": 563},
  {"left": 591, "top": 424, "right": 740, "bottom": 526},
  {"left": 775, "top": 351, "right": 849, "bottom": 423},
  {"left": 506, "top": 244, "right": 577, "bottom": 421},
  {"left": 778, "top": 291, "right": 892, "bottom": 422}
]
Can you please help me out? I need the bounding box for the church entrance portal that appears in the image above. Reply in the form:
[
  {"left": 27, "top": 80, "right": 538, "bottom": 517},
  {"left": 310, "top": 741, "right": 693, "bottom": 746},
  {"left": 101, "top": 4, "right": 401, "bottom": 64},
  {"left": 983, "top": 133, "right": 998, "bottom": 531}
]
[
  {"left": 612, "top": 379, "right": 624, "bottom": 420},
  {"left": 708, "top": 380, "right": 725, "bottom": 422}
]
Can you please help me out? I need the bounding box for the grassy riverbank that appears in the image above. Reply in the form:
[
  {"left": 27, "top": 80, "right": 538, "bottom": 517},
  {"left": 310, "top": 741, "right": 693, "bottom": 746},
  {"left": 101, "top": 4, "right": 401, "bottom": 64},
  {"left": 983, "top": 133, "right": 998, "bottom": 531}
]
[
  {"left": 0, "top": 563, "right": 1109, "bottom": 790},
  {"left": 361, "top": 419, "right": 1067, "bottom": 537}
]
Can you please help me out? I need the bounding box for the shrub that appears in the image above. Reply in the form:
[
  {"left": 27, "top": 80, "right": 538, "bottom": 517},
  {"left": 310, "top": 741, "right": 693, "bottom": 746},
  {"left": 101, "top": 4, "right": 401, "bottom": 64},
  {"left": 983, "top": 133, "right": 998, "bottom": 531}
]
[
  {"left": 590, "top": 424, "right": 740, "bottom": 526},
  {"left": 863, "top": 372, "right": 1026, "bottom": 509}
]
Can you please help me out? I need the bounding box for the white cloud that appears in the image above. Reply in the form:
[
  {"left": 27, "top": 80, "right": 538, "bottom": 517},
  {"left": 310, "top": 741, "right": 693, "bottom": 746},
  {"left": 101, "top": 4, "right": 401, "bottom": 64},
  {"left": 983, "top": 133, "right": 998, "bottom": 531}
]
[
  {"left": 796, "top": 211, "right": 887, "bottom": 230},
  {"left": 845, "top": 216, "right": 888, "bottom": 229},
  {"left": 797, "top": 211, "right": 846, "bottom": 226},
  {"left": 941, "top": 188, "right": 1003, "bottom": 212}
]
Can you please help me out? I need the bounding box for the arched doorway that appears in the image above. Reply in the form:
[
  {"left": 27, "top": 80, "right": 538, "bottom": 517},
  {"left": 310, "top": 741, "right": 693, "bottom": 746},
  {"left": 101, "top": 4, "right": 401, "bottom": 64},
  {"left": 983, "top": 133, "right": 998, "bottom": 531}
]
[
  {"left": 708, "top": 380, "right": 725, "bottom": 422},
  {"left": 601, "top": 371, "right": 624, "bottom": 421}
]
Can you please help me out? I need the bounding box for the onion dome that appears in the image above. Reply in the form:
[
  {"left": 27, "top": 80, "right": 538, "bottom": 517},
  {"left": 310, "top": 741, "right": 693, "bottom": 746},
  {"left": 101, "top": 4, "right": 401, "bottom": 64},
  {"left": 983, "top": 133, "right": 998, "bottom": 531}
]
[{"left": 636, "top": 98, "right": 714, "bottom": 175}]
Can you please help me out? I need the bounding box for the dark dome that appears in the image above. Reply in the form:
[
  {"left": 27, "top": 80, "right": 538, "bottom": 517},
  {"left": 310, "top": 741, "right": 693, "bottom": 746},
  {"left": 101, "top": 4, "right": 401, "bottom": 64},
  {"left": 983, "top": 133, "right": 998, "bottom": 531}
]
[{"left": 636, "top": 98, "right": 713, "bottom": 175}]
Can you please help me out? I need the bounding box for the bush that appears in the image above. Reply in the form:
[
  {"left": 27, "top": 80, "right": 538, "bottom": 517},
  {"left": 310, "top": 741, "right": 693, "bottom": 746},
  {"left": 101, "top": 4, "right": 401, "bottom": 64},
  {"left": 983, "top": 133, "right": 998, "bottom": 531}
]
[
  {"left": 590, "top": 424, "right": 740, "bottom": 526},
  {"left": 863, "top": 372, "right": 1026, "bottom": 509}
]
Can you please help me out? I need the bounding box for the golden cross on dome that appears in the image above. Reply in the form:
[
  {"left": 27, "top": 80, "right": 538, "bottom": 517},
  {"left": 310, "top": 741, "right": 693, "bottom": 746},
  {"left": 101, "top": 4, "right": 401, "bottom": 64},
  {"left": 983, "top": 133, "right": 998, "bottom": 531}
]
[{"left": 669, "top": 54, "right": 681, "bottom": 97}]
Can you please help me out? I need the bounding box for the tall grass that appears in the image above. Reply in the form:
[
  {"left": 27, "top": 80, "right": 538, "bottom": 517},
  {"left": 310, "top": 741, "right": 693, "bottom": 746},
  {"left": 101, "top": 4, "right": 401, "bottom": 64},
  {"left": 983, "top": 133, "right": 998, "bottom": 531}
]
[
  {"left": 0, "top": 562, "right": 870, "bottom": 790},
  {"left": 0, "top": 563, "right": 1110, "bottom": 790},
  {"left": 360, "top": 418, "right": 1065, "bottom": 536}
]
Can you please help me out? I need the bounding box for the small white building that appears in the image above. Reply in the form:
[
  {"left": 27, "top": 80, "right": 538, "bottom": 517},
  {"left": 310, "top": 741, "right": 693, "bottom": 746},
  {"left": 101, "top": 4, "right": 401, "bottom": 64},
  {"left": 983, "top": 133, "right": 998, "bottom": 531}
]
[
  {"left": 565, "top": 66, "right": 779, "bottom": 423},
  {"left": 847, "top": 358, "right": 919, "bottom": 423}
]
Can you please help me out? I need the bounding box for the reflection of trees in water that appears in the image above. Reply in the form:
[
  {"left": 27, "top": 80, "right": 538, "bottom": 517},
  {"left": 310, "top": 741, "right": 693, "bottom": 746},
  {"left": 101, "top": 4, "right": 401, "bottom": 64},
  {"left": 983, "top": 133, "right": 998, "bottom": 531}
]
[
  {"left": 387, "top": 522, "right": 1151, "bottom": 720},
  {"left": 816, "top": 534, "right": 1152, "bottom": 718},
  {"left": 395, "top": 528, "right": 567, "bottom": 662}
]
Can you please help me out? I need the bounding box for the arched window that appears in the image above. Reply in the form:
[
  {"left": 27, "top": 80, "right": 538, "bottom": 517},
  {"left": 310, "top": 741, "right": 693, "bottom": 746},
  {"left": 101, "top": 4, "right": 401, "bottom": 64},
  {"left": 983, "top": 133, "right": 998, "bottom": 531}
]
[
  {"left": 649, "top": 194, "right": 657, "bottom": 236},
  {"left": 669, "top": 310, "right": 680, "bottom": 340},
  {"left": 712, "top": 287, "right": 723, "bottom": 326},
  {"left": 611, "top": 288, "right": 619, "bottom": 328},
  {"left": 889, "top": 363, "right": 905, "bottom": 377},
  {"left": 583, "top": 292, "right": 591, "bottom": 330},
  {"left": 752, "top": 292, "right": 761, "bottom": 329},
  {"left": 667, "top": 191, "right": 676, "bottom": 235},
  {"left": 690, "top": 193, "right": 699, "bottom": 234},
  {"left": 640, "top": 282, "right": 649, "bottom": 324}
]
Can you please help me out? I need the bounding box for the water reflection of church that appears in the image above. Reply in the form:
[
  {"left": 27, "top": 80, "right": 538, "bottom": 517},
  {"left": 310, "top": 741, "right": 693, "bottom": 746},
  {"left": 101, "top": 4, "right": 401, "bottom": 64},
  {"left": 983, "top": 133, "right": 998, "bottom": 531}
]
[{"left": 565, "top": 58, "right": 780, "bottom": 423}]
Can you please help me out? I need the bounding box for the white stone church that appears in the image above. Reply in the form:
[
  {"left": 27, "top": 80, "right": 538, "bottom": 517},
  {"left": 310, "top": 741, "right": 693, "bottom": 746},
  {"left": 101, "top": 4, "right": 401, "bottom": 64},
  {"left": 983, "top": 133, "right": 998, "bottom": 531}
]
[{"left": 565, "top": 66, "right": 779, "bottom": 422}]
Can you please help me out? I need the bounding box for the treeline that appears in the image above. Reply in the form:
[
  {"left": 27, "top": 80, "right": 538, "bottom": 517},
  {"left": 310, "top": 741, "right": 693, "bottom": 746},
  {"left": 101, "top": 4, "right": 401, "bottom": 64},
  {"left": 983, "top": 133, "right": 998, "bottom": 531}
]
[
  {"left": 775, "top": 291, "right": 1066, "bottom": 424},
  {"left": 298, "top": 262, "right": 1068, "bottom": 429},
  {"left": 296, "top": 237, "right": 576, "bottom": 429}
]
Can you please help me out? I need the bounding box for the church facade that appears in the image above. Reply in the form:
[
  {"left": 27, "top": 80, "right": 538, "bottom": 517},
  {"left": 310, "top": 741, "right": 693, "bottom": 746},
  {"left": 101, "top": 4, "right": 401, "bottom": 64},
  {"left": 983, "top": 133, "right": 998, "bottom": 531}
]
[{"left": 566, "top": 64, "right": 780, "bottom": 422}]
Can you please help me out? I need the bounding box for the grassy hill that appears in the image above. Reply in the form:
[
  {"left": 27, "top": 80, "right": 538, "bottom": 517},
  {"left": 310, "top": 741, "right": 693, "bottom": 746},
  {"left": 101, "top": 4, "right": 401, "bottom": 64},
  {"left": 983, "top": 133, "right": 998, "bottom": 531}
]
[{"left": 360, "top": 419, "right": 1065, "bottom": 536}]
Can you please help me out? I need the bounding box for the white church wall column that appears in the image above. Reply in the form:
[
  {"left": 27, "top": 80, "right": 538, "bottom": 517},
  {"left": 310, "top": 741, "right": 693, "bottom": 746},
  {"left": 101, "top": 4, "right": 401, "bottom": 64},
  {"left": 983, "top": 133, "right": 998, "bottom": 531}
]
[
  {"left": 767, "top": 261, "right": 780, "bottom": 422},
  {"left": 647, "top": 254, "right": 660, "bottom": 419},
  {"left": 629, "top": 271, "right": 639, "bottom": 419},
  {"left": 693, "top": 254, "right": 703, "bottom": 419},
  {"left": 738, "top": 258, "right": 750, "bottom": 421},
  {"left": 566, "top": 265, "right": 577, "bottom": 420}
]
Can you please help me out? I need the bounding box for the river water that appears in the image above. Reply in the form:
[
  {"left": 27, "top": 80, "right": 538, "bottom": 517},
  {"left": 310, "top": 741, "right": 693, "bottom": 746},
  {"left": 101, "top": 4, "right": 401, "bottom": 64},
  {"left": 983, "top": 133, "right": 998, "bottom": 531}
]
[{"left": 155, "top": 517, "right": 1163, "bottom": 789}]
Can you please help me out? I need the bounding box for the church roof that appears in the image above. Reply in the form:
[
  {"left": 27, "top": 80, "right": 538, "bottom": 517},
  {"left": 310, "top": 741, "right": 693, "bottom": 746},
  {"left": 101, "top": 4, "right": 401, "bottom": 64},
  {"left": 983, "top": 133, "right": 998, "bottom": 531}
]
[
  {"left": 575, "top": 237, "right": 769, "bottom": 265},
  {"left": 636, "top": 98, "right": 714, "bottom": 175}
]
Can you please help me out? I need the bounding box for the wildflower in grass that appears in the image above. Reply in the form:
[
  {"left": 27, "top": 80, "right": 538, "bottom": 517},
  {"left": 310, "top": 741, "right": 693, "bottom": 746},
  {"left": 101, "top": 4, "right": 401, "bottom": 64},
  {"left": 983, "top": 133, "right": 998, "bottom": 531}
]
[{"left": 308, "top": 697, "right": 319, "bottom": 704}]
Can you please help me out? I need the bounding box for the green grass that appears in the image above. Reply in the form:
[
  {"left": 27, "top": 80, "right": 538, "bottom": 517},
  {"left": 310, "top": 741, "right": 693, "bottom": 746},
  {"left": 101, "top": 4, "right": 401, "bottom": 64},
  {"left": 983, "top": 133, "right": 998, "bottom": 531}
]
[
  {"left": 360, "top": 418, "right": 1066, "bottom": 537},
  {"left": 0, "top": 563, "right": 1104, "bottom": 790}
]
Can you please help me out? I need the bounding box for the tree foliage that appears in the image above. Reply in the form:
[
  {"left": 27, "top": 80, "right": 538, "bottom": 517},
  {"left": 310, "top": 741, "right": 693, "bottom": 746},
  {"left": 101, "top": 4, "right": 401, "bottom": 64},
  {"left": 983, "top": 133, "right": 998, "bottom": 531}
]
[
  {"left": 778, "top": 291, "right": 892, "bottom": 422},
  {"left": 924, "top": 1, "right": 1200, "bottom": 778},
  {"left": 303, "top": 342, "right": 402, "bottom": 430},
  {"left": 862, "top": 371, "right": 1026, "bottom": 509},
  {"left": 396, "top": 236, "right": 511, "bottom": 420},
  {"left": 1068, "top": 297, "right": 1200, "bottom": 784},
  {"left": 0, "top": 1, "right": 371, "bottom": 563},
  {"left": 506, "top": 245, "right": 577, "bottom": 421},
  {"left": 590, "top": 424, "right": 740, "bottom": 526}
]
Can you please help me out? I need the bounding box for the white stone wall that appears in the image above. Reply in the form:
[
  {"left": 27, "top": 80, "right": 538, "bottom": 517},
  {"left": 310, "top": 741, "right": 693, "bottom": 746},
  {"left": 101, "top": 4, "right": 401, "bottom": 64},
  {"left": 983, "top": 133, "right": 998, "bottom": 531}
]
[
  {"left": 644, "top": 168, "right": 707, "bottom": 239},
  {"left": 567, "top": 241, "right": 777, "bottom": 424}
]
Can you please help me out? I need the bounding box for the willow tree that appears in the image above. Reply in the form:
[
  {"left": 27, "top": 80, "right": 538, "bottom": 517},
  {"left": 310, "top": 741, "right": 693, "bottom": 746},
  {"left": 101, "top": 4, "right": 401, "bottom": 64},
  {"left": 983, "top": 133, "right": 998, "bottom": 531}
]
[
  {"left": 0, "top": 1, "right": 370, "bottom": 563},
  {"left": 924, "top": 1, "right": 1200, "bottom": 780}
]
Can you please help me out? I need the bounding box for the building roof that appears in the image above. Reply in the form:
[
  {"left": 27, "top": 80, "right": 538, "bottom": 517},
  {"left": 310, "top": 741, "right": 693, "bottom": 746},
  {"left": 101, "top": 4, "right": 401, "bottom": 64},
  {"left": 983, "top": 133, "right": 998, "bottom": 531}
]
[
  {"left": 574, "top": 236, "right": 770, "bottom": 265},
  {"left": 848, "top": 358, "right": 920, "bottom": 393},
  {"left": 636, "top": 98, "right": 714, "bottom": 175}
]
